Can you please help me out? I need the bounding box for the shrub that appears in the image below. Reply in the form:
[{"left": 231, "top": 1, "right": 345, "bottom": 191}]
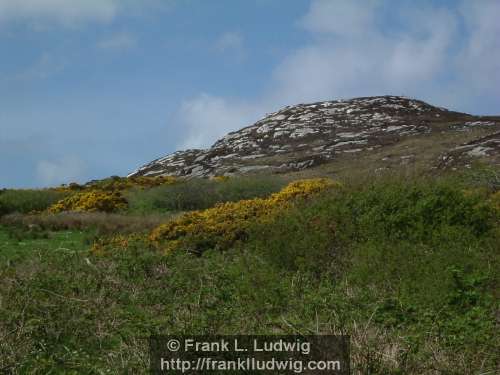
[
  {"left": 53, "top": 176, "right": 177, "bottom": 193},
  {"left": 244, "top": 178, "right": 498, "bottom": 281},
  {"left": 94, "top": 176, "right": 177, "bottom": 191},
  {"left": 337, "top": 181, "right": 494, "bottom": 243},
  {"left": 149, "top": 178, "right": 339, "bottom": 253},
  {"left": 48, "top": 190, "right": 128, "bottom": 213},
  {"left": 0, "top": 189, "right": 69, "bottom": 216},
  {"left": 126, "top": 175, "right": 286, "bottom": 213}
]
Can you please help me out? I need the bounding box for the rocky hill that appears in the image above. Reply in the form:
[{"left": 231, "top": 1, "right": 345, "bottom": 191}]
[{"left": 129, "top": 96, "right": 500, "bottom": 178}]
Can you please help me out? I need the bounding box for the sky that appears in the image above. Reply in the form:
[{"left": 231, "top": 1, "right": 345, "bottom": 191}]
[{"left": 1, "top": 0, "right": 499, "bottom": 188}]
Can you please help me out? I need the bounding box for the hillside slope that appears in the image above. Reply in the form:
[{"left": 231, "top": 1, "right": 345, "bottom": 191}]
[{"left": 129, "top": 96, "right": 500, "bottom": 178}]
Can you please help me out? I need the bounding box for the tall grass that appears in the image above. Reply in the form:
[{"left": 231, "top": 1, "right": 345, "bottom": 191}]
[{"left": 1, "top": 211, "right": 176, "bottom": 235}]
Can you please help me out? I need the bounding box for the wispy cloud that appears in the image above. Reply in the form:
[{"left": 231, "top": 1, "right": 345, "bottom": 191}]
[
  {"left": 300, "top": 0, "right": 377, "bottom": 37},
  {"left": 213, "top": 31, "right": 247, "bottom": 63},
  {"left": 176, "top": 93, "right": 260, "bottom": 149},
  {"left": 457, "top": 0, "right": 500, "bottom": 97},
  {"left": 97, "top": 32, "right": 137, "bottom": 51},
  {"left": 176, "top": 0, "right": 500, "bottom": 151},
  {"left": 36, "top": 156, "right": 87, "bottom": 186},
  {"left": 0, "top": 0, "right": 119, "bottom": 26},
  {"left": 271, "top": 1, "right": 458, "bottom": 106},
  {"left": 10, "top": 52, "right": 66, "bottom": 81},
  {"left": 214, "top": 31, "right": 244, "bottom": 53},
  {"left": 0, "top": 0, "right": 173, "bottom": 28}
]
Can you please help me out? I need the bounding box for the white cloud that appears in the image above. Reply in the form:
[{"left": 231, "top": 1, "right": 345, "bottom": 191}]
[
  {"left": 300, "top": 0, "right": 377, "bottom": 37},
  {"left": 36, "top": 156, "right": 86, "bottom": 186},
  {"left": 176, "top": 94, "right": 261, "bottom": 149},
  {"left": 0, "top": 0, "right": 172, "bottom": 27},
  {"left": 176, "top": 0, "right": 500, "bottom": 150},
  {"left": 0, "top": 0, "right": 119, "bottom": 26},
  {"left": 97, "top": 32, "right": 137, "bottom": 51},
  {"left": 12, "top": 52, "right": 66, "bottom": 81},
  {"left": 272, "top": 1, "right": 459, "bottom": 106},
  {"left": 458, "top": 0, "right": 500, "bottom": 96},
  {"left": 215, "top": 31, "right": 244, "bottom": 53}
]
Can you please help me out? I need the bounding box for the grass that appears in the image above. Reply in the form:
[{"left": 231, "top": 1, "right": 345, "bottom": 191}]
[
  {"left": 1, "top": 211, "right": 177, "bottom": 236},
  {"left": 0, "top": 171, "right": 499, "bottom": 374},
  {"left": 0, "top": 226, "right": 90, "bottom": 264}
]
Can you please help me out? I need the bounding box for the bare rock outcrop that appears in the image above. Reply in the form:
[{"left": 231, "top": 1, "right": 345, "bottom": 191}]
[{"left": 129, "top": 96, "right": 500, "bottom": 178}]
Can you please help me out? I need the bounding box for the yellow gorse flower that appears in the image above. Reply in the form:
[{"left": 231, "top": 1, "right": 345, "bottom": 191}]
[
  {"left": 149, "top": 178, "right": 339, "bottom": 254},
  {"left": 47, "top": 176, "right": 177, "bottom": 213},
  {"left": 212, "top": 175, "right": 230, "bottom": 182},
  {"left": 48, "top": 190, "right": 128, "bottom": 213}
]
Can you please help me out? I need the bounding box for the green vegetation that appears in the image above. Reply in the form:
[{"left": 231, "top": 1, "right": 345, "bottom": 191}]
[
  {"left": 0, "top": 171, "right": 498, "bottom": 374},
  {"left": 126, "top": 175, "right": 286, "bottom": 213},
  {"left": 0, "top": 189, "right": 68, "bottom": 216}
]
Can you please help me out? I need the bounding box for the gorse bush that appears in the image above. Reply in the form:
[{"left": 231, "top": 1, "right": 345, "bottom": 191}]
[
  {"left": 91, "top": 175, "right": 177, "bottom": 191},
  {"left": 48, "top": 190, "right": 128, "bottom": 213},
  {"left": 126, "top": 176, "right": 286, "bottom": 213},
  {"left": 54, "top": 175, "right": 177, "bottom": 193},
  {"left": 46, "top": 176, "right": 178, "bottom": 214},
  {"left": 148, "top": 178, "right": 339, "bottom": 253},
  {"left": 0, "top": 189, "right": 69, "bottom": 216}
]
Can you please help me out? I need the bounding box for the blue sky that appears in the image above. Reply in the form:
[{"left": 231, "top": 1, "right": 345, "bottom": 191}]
[{"left": 1, "top": 0, "right": 499, "bottom": 188}]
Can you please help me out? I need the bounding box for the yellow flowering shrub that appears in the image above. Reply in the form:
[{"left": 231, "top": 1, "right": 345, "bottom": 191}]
[
  {"left": 90, "top": 176, "right": 177, "bottom": 191},
  {"left": 48, "top": 190, "right": 128, "bottom": 213},
  {"left": 50, "top": 182, "right": 83, "bottom": 193},
  {"left": 47, "top": 176, "right": 178, "bottom": 213},
  {"left": 53, "top": 176, "right": 177, "bottom": 193},
  {"left": 212, "top": 175, "right": 230, "bottom": 182},
  {"left": 149, "top": 178, "right": 339, "bottom": 254},
  {"left": 91, "top": 233, "right": 147, "bottom": 255}
]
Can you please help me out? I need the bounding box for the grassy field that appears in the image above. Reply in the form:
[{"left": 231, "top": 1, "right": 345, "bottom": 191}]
[{"left": 0, "top": 171, "right": 498, "bottom": 374}]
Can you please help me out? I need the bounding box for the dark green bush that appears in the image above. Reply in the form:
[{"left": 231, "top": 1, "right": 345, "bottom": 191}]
[
  {"left": 349, "top": 182, "right": 494, "bottom": 242},
  {"left": 247, "top": 179, "right": 496, "bottom": 273},
  {"left": 126, "top": 176, "right": 286, "bottom": 213},
  {"left": 0, "top": 189, "right": 69, "bottom": 216}
]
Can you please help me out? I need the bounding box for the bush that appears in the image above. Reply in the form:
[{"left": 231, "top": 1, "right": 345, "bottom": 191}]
[
  {"left": 0, "top": 189, "right": 69, "bottom": 216},
  {"left": 48, "top": 190, "right": 128, "bottom": 213},
  {"left": 126, "top": 176, "right": 286, "bottom": 213},
  {"left": 88, "top": 176, "right": 177, "bottom": 191},
  {"left": 148, "top": 178, "right": 339, "bottom": 253},
  {"left": 348, "top": 182, "right": 494, "bottom": 243}
]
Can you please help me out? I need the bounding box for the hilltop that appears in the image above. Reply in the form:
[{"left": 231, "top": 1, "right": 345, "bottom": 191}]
[{"left": 129, "top": 95, "right": 500, "bottom": 178}]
